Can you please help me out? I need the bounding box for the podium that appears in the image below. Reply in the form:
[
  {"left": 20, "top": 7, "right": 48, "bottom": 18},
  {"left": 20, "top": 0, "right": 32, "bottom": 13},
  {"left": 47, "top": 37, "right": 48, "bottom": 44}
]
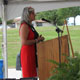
[{"left": 37, "top": 35, "right": 69, "bottom": 80}]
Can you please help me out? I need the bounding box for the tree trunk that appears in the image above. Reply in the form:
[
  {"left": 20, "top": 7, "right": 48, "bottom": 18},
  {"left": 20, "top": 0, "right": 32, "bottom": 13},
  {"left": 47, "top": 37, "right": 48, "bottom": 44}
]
[{"left": 74, "top": 16, "right": 76, "bottom": 26}]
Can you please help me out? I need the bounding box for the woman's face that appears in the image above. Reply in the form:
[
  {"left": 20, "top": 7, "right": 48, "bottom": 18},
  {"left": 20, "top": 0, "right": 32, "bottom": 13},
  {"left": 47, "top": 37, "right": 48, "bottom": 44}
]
[{"left": 29, "top": 11, "right": 35, "bottom": 22}]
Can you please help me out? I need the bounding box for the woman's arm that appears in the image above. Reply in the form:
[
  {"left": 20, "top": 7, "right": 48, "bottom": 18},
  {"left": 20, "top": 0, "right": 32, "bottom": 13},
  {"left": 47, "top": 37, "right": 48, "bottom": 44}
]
[
  {"left": 20, "top": 24, "right": 45, "bottom": 45},
  {"left": 20, "top": 24, "right": 36, "bottom": 45}
]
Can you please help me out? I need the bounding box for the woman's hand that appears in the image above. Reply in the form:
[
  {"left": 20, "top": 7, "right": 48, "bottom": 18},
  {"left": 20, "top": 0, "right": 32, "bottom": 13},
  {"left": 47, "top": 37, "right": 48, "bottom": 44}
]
[{"left": 36, "top": 35, "right": 45, "bottom": 43}]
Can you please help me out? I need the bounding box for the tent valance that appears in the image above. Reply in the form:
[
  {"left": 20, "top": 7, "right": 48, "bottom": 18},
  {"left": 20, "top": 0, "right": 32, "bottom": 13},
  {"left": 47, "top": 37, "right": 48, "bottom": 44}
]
[{"left": 0, "top": 0, "right": 80, "bottom": 20}]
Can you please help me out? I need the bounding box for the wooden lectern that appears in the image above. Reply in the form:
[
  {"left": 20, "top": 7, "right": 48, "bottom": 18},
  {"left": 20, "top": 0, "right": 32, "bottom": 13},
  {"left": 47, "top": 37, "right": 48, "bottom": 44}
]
[{"left": 37, "top": 35, "right": 69, "bottom": 80}]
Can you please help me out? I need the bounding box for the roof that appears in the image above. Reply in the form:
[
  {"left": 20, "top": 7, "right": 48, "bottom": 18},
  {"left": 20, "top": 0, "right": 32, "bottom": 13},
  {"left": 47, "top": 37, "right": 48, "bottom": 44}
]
[
  {"left": 14, "top": 18, "right": 46, "bottom": 23},
  {"left": 13, "top": 17, "right": 21, "bottom": 23},
  {"left": 35, "top": 20, "right": 46, "bottom": 23}
]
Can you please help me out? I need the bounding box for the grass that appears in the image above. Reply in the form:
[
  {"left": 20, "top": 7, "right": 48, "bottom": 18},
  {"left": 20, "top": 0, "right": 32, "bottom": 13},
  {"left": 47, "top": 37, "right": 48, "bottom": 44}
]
[{"left": 0, "top": 25, "right": 80, "bottom": 68}]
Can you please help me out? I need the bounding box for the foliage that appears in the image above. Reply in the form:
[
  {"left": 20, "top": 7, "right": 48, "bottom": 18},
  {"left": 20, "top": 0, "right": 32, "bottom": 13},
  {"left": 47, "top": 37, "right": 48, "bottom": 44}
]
[
  {"left": 0, "top": 18, "right": 2, "bottom": 24},
  {"left": 69, "top": 6, "right": 80, "bottom": 17},
  {"left": 57, "top": 6, "right": 80, "bottom": 26},
  {"left": 48, "top": 53, "right": 80, "bottom": 80},
  {"left": 36, "top": 10, "right": 58, "bottom": 26},
  {"left": 36, "top": 6, "right": 80, "bottom": 26},
  {"left": 7, "top": 20, "right": 14, "bottom": 24},
  {"left": 0, "top": 18, "right": 13, "bottom": 24}
]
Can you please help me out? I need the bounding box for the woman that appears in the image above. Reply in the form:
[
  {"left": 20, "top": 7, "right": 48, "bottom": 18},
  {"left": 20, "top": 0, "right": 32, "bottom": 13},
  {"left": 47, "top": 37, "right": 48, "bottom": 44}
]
[{"left": 19, "top": 7, "right": 44, "bottom": 78}]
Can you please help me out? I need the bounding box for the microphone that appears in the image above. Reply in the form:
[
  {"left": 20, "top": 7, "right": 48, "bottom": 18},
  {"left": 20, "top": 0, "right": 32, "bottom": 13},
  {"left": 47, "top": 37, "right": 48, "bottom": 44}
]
[
  {"left": 42, "top": 18, "right": 51, "bottom": 23},
  {"left": 42, "top": 18, "right": 63, "bottom": 33}
]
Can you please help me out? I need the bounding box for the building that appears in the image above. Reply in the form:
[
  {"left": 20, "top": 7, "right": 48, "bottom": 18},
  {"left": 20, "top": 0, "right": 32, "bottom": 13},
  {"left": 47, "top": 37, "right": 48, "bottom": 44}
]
[
  {"left": 67, "top": 15, "right": 80, "bottom": 26},
  {"left": 14, "top": 17, "right": 53, "bottom": 28},
  {"left": 35, "top": 20, "right": 53, "bottom": 27}
]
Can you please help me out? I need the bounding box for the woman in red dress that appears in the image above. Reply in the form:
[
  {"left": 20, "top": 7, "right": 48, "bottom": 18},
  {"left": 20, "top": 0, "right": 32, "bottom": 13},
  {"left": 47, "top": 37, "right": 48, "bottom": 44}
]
[{"left": 19, "top": 7, "right": 44, "bottom": 78}]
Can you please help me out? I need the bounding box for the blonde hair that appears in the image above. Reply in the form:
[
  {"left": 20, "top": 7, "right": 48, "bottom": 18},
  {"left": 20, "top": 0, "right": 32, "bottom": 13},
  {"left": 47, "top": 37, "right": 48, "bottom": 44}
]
[{"left": 21, "top": 7, "right": 34, "bottom": 24}]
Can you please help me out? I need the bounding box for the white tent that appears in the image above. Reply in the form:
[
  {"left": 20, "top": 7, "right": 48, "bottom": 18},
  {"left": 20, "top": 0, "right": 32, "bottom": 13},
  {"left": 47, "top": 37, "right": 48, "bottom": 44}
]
[
  {"left": 0, "top": 0, "right": 80, "bottom": 78},
  {"left": 0, "top": 0, "right": 80, "bottom": 20}
]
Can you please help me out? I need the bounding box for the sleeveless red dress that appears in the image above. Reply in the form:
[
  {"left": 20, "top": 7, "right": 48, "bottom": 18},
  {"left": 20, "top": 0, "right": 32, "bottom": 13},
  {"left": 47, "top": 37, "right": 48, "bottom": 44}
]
[{"left": 20, "top": 22, "right": 37, "bottom": 78}]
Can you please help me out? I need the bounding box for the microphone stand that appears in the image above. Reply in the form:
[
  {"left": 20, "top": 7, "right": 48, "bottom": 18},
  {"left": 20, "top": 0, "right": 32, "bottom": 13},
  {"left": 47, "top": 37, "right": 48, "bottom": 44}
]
[
  {"left": 41, "top": 18, "right": 63, "bottom": 67},
  {"left": 56, "top": 26, "right": 63, "bottom": 67}
]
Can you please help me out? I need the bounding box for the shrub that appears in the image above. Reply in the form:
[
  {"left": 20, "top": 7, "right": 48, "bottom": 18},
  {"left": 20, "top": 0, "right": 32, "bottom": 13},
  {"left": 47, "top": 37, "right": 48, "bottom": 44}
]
[{"left": 48, "top": 53, "right": 80, "bottom": 80}]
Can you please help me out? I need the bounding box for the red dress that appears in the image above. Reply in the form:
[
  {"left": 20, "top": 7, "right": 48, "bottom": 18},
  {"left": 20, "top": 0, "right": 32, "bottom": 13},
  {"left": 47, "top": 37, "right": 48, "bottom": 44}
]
[{"left": 20, "top": 22, "right": 37, "bottom": 78}]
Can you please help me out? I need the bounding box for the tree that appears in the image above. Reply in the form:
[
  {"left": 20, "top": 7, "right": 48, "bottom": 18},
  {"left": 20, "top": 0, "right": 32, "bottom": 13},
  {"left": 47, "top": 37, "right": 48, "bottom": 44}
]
[
  {"left": 0, "top": 18, "right": 2, "bottom": 24},
  {"left": 0, "top": 18, "right": 13, "bottom": 24},
  {"left": 68, "top": 6, "right": 80, "bottom": 26},
  {"left": 7, "top": 20, "right": 14, "bottom": 24},
  {"left": 57, "top": 6, "right": 80, "bottom": 26},
  {"left": 36, "top": 6, "right": 80, "bottom": 26},
  {"left": 36, "top": 10, "right": 58, "bottom": 26},
  {"left": 56, "top": 8, "right": 72, "bottom": 25}
]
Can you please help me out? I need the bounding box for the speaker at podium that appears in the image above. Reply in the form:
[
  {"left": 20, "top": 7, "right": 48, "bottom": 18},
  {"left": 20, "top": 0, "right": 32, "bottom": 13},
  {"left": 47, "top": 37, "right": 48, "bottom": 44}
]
[{"left": 37, "top": 35, "right": 69, "bottom": 80}]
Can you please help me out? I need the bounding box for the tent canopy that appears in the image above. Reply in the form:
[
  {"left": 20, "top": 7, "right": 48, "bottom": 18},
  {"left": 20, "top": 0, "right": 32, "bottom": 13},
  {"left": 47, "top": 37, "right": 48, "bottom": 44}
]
[{"left": 0, "top": 0, "right": 80, "bottom": 20}]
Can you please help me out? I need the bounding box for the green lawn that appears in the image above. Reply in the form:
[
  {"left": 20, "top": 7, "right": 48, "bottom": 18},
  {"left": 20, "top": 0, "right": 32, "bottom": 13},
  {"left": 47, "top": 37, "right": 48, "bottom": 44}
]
[{"left": 0, "top": 26, "right": 80, "bottom": 68}]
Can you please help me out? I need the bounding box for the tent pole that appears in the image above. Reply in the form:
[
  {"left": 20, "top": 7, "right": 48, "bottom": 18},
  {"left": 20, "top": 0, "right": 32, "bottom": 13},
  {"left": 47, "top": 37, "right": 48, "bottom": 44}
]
[{"left": 2, "top": 2, "right": 8, "bottom": 78}]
